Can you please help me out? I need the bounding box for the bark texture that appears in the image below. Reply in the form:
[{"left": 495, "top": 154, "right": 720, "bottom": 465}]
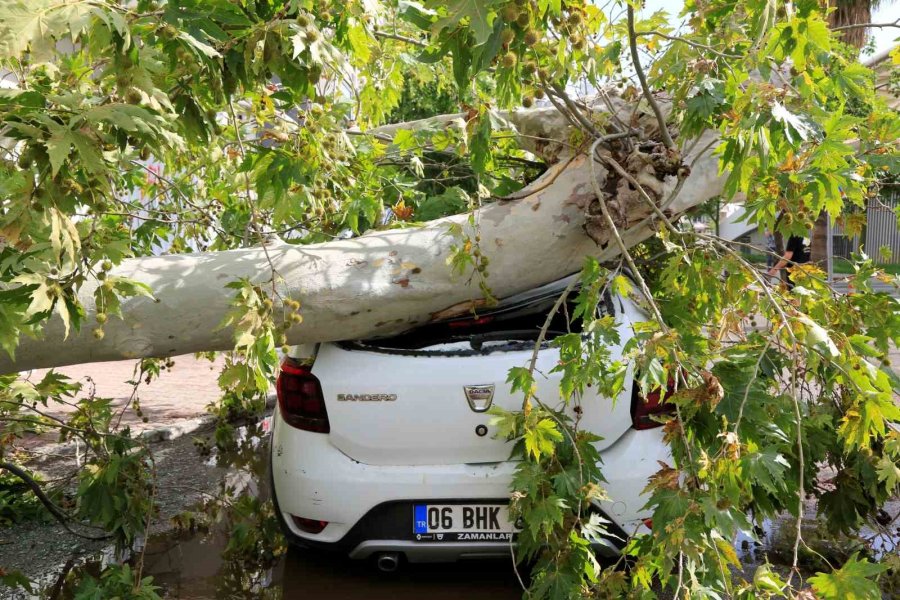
[{"left": 1, "top": 95, "right": 725, "bottom": 374}]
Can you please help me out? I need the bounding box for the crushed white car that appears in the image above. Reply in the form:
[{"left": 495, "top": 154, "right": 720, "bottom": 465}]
[{"left": 269, "top": 277, "right": 672, "bottom": 570}]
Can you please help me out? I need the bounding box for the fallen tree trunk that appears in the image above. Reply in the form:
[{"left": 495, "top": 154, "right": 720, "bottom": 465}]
[{"left": 1, "top": 97, "right": 723, "bottom": 374}]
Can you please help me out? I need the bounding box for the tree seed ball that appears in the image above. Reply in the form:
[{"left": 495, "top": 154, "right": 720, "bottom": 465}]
[
  {"left": 534, "top": 88, "right": 545, "bottom": 99},
  {"left": 297, "top": 14, "right": 310, "bottom": 27},
  {"left": 516, "top": 12, "right": 530, "bottom": 27},
  {"left": 524, "top": 29, "right": 539, "bottom": 46},
  {"left": 501, "top": 52, "right": 517, "bottom": 68},
  {"left": 567, "top": 11, "right": 584, "bottom": 26},
  {"left": 522, "top": 96, "right": 534, "bottom": 108},
  {"left": 92, "top": 328, "right": 105, "bottom": 340},
  {"left": 96, "top": 313, "right": 108, "bottom": 324},
  {"left": 500, "top": 28, "right": 515, "bottom": 45},
  {"left": 502, "top": 4, "right": 519, "bottom": 21}
]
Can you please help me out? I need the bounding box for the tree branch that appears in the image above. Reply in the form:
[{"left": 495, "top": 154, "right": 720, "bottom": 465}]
[
  {"left": 373, "top": 30, "right": 428, "bottom": 48},
  {"left": 634, "top": 30, "right": 741, "bottom": 59},
  {"left": 548, "top": 83, "right": 601, "bottom": 138},
  {"left": 627, "top": 6, "right": 675, "bottom": 149},
  {"left": 832, "top": 19, "right": 900, "bottom": 31},
  {"left": 0, "top": 462, "right": 112, "bottom": 541}
]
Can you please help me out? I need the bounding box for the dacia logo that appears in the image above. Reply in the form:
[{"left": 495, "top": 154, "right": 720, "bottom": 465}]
[
  {"left": 463, "top": 385, "right": 494, "bottom": 412},
  {"left": 336, "top": 393, "right": 397, "bottom": 402}
]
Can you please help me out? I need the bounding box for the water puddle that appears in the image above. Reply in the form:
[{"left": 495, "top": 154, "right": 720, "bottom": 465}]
[{"left": 735, "top": 499, "right": 899, "bottom": 573}]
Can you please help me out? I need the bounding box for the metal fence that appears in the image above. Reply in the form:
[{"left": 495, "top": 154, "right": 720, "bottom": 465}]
[{"left": 832, "top": 190, "right": 900, "bottom": 264}]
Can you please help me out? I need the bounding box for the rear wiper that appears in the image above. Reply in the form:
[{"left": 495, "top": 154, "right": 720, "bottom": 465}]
[{"left": 467, "top": 330, "right": 565, "bottom": 351}]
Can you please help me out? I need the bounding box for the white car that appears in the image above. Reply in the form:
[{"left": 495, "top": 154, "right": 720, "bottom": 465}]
[{"left": 269, "top": 277, "right": 672, "bottom": 571}]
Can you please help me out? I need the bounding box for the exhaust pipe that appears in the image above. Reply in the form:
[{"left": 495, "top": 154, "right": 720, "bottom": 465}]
[{"left": 375, "top": 552, "right": 400, "bottom": 573}]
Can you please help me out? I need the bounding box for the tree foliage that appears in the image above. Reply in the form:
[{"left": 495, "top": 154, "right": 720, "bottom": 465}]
[{"left": 0, "top": 0, "right": 898, "bottom": 598}]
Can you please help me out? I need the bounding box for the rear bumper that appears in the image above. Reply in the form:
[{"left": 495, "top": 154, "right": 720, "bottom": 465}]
[{"left": 270, "top": 408, "right": 668, "bottom": 560}]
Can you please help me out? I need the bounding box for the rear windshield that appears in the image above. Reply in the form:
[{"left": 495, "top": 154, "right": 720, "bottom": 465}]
[{"left": 341, "top": 290, "right": 614, "bottom": 356}]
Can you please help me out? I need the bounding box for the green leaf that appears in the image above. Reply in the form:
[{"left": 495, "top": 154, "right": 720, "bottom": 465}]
[
  {"left": 506, "top": 366, "right": 535, "bottom": 397},
  {"left": 796, "top": 315, "right": 838, "bottom": 359},
  {"left": 752, "top": 564, "right": 787, "bottom": 594},
  {"left": 469, "top": 111, "right": 492, "bottom": 174},
  {"left": 487, "top": 406, "right": 519, "bottom": 440},
  {"left": 25, "top": 283, "right": 54, "bottom": 318},
  {"left": 347, "top": 22, "right": 372, "bottom": 64},
  {"left": 391, "top": 129, "right": 417, "bottom": 151},
  {"left": 526, "top": 494, "right": 567, "bottom": 538},
  {"left": 875, "top": 455, "right": 900, "bottom": 491},
  {"left": 743, "top": 449, "right": 790, "bottom": 494},
  {"left": 177, "top": 31, "right": 222, "bottom": 58},
  {"left": 611, "top": 274, "right": 632, "bottom": 298},
  {"left": 108, "top": 277, "right": 154, "bottom": 299},
  {"left": 831, "top": 62, "right": 873, "bottom": 102},
  {"left": 524, "top": 418, "right": 563, "bottom": 461},
  {"left": 45, "top": 128, "right": 74, "bottom": 177},
  {"left": 771, "top": 102, "right": 814, "bottom": 143},
  {"left": 0, "top": 569, "right": 33, "bottom": 593},
  {"left": 809, "top": 554, "right": 886, "bottom": 600},
  {"left": 0, "top": 0, "right": 97, "bottom": 59},
  {"left": 416, "top": 187, "right": 468, "bottom": 220},
  {"left": 429, "top": 0, "right": 502, "bottom": 45}
]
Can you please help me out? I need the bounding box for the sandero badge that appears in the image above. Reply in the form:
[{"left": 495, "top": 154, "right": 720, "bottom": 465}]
[
  {"left": 336, "top": 393, "right": 397, "bottom": 402},
  {"left": 463, "top": 385, "right": 494, "bottom": 412}
]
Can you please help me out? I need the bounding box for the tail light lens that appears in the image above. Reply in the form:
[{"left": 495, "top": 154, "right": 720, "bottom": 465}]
[
  {"left": 276, "top": 358, "right": 329, "bottom": 433},
  {"left": 631, "top": 377, "right": 677, "bottom": 430}
]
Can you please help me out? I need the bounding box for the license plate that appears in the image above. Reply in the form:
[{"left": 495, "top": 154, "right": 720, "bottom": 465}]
[{"left": 412, "top": 504, "right": 517, "bottom": 542}]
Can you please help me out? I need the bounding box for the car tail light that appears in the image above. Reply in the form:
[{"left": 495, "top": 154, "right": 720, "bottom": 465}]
[
  {"left": 291, "top": 515, "right": 328, "bottom": 534},
  {"left": 276, "top": 358, "right": 329, "bottom": 433},
  {"left": 630, "top": 377, "right": 677, "bottom": 430}
]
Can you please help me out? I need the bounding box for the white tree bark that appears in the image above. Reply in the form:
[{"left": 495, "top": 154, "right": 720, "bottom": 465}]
[{"left": 1, "top": 99, "right": 724, "bottom": 374}]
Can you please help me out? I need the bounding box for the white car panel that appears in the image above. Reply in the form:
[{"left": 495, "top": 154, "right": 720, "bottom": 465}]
[{"left": 314, "top": 296, "right": 641, "bottom": 467}]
